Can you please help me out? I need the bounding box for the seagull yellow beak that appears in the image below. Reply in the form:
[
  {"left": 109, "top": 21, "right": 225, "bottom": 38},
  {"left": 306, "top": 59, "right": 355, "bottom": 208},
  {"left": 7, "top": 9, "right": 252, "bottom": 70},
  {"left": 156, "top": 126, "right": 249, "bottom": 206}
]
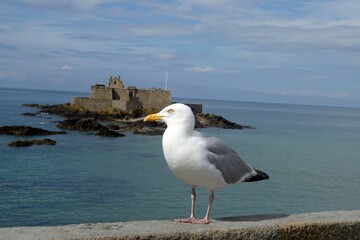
[{"left": 144, "top": 113, "right": 162, "bottom": 122}]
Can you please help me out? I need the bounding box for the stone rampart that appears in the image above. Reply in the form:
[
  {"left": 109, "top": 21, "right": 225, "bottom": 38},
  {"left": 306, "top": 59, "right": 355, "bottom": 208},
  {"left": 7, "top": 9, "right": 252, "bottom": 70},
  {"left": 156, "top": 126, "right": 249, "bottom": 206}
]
[
  {"left": 71, "top": 97, "right": 112, "bottom": 112},
  {"left": 1, "top": 210, "right": 359, "bottom": 240},
  {"left": 90, "top": 88, "right": 113, "bottom": 100},
  {"left": 137, "top": 89, "right": 171, "bottom": 110}
]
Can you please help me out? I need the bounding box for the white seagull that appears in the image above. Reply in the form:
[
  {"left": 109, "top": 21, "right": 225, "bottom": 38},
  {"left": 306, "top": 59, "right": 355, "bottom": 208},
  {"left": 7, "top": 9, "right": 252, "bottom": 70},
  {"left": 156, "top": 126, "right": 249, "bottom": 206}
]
[{"left": 144, "top": 103, "right": 269, "bottom": 224}]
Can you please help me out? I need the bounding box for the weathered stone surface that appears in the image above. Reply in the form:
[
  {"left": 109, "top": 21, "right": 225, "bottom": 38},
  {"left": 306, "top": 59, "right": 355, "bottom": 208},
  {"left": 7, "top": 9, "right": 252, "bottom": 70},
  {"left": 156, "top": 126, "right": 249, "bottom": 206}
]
[
  {"left": 0, "top": 126, "right": 66, "bottom": 136},
  {"left": 56, "top": 118, "right": 106, "bottom": 131},
  {"left": 95, "top": 129, "right": 125, "bottom": 137},
  {"left": 0, "top": 210, "right": 359, "bottom": 240},
  {"left": 8, "top": 138, "right": 57, "bottom": 147}
]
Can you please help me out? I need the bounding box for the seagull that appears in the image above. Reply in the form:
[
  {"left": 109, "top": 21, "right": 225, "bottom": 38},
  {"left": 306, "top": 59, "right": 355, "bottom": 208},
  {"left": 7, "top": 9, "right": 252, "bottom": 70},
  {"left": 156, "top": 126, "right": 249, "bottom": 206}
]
[{"left": 144, "top": 103, "right": 269, "bottom": 224}]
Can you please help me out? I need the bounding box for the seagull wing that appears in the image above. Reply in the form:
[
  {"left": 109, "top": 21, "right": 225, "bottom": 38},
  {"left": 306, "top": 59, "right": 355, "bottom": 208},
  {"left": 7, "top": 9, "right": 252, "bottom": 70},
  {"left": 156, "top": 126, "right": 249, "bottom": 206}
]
[{"left": 204, "top": 136, "right": 256, "bottom": 184}]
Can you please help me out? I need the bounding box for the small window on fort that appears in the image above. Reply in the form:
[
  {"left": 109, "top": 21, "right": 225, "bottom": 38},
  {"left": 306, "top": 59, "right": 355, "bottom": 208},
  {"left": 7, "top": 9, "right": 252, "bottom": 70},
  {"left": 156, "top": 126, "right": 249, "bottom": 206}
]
[
  {"left": 129, "top": 92, "right": 134, "bottom": 98},
  {"left": 114, "top": 81, "right": 116, "bottom": 85}
]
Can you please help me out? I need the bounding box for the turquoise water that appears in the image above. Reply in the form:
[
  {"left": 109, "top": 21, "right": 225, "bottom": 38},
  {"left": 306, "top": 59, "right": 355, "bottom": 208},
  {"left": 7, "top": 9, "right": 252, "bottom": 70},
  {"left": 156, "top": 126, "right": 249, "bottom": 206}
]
[{"left": 0, "top": 88, "right": 359, "bottom": 227}]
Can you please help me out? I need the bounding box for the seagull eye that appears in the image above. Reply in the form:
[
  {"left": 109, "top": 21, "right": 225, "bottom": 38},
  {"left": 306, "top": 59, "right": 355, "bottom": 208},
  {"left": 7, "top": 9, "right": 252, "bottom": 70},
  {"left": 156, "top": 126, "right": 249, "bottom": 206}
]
[{"left": 167, "top": 109, "right": 174, "bottom": 114}]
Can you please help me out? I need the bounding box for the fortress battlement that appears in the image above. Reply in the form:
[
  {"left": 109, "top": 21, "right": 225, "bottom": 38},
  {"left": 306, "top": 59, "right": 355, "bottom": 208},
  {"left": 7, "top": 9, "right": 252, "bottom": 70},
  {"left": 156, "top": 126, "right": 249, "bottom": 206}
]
[{"left": 71, "top": 76, "right": 171, "bottom": 112}]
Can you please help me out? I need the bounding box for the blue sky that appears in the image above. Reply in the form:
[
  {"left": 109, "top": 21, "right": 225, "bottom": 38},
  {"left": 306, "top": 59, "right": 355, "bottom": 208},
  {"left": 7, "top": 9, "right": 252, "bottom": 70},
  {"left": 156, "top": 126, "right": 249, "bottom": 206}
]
[{"left": 1, "top": 0, "right": 359, "bottom": 107}]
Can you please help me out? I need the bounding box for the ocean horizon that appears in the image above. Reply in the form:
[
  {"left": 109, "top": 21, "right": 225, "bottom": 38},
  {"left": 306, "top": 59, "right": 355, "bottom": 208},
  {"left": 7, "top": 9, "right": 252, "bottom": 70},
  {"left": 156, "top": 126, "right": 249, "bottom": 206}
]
[
  {"left": 2, "top": 86, "right": 359, "bottom": 109},
  {"left": 0, "top": 87, "right": 359, "bottom": 227}
]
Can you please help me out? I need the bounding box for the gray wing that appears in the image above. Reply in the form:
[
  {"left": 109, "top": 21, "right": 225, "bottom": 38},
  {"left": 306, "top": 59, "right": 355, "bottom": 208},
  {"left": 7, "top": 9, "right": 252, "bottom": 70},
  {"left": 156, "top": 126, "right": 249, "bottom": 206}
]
[{"left": 205, "top": 136, "right": 255, "bottom": 184}]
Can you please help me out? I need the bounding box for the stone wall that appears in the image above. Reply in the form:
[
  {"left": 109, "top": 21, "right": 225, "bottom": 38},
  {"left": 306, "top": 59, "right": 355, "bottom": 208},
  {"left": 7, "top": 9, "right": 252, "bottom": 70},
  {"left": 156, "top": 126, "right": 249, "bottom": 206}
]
[
  {"left": 90, "top": 88, "right": 112, "bottom": 100},
  {"left": 111, "top": 100, "right": 126, "bottom": 111},
  {"left": 1, "top": 210, "right": 359, "bottom": 240},
  {"left": 73, "top": 79, "right": 171, "bottom": 112},
  {"left": 71, "top": 97, "right": 112, "bottom": 112},
  {"left": 137, "top": 89, "right": 171, "bottom": 110}
]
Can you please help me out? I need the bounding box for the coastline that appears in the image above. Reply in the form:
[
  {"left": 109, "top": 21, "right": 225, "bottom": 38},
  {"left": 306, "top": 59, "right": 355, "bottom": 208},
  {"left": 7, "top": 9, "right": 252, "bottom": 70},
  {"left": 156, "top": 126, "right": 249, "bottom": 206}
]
[{"left": 1, "top": 210, "right": 359, "bottom": 240}]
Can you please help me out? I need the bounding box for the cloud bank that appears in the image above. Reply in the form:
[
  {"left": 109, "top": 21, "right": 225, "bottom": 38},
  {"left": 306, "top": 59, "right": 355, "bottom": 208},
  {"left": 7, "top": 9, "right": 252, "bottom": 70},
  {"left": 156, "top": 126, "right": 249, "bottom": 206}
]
[{"left": 0, "top": 0, "right": 359, "bottom": 106}]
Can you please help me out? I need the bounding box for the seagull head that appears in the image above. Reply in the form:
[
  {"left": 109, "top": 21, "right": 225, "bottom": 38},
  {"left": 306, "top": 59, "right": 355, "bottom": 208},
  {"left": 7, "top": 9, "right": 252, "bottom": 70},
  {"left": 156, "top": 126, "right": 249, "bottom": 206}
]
[{"left": 144, "top": 103, "right": 195, "bottom": 130}]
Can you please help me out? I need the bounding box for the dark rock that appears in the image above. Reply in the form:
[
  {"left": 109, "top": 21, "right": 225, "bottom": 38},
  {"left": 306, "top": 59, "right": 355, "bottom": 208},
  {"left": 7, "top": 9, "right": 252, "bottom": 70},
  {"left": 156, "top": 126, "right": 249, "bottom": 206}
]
[
  {"left": 106, "top": 124, "right": 120, "bottom": 130},
  {"left": 95, "top": 129, "right": 125, "bottom": 137},
  {"left": 38, "top": 103, "right": 125, "bottom": 120},
  {"left": 56, "top": 118, "right": 106, "bottom": 131},
  {"left": 21, "top": 103, "right": 40, "bottom": 108},
  {"left": 21, "top": 112, "right": 37, "bottom": 117},
  {"left": 120, "top": 122, "right": 164, "bottom": 135},
  {"left": 133, "top": 127, "right": 164, "bottom": 136},
  {"left": 32, "top": 102, "right": 254, "bottom": 134},
  {"left": 8, "top": 138, "right": 57, "bottom": 147},
  {"left": 8, "top": 140, "right": 33, "bottom": 147},
  {"left": 194, "top": 119, "right": 204, "bottom": 128},
  {"left": 0, "top": 126, "right": 66, "bottom": 136},
  {"left": 39, "top": 103, "right": 98, "bottom": 119},
  {"left": 195, "top": 113, "right": 254, "bottom": 129}
]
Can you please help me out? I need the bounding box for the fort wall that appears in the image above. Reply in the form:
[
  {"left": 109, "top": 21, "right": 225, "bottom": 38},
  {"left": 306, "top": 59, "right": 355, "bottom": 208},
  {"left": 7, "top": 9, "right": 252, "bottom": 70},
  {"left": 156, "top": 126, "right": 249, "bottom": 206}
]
[
  {"left": 71, "top": 97, "right": 112, "bottom": 112},
  {"left": 137, "top": 89, "right": 171, "bottom": 110},
  {"left": 90, "top": 88, "right": 112, "bottom": 100},
  {"left": 71, "top": 76, "right": 196, "bottom": 113}
]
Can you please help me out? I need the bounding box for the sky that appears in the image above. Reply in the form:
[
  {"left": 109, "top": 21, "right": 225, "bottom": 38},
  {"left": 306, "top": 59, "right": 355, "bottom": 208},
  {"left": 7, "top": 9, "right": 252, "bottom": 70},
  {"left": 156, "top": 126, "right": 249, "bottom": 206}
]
[{"left": 0, "top": 0, "right": 359, "bottom": 107}]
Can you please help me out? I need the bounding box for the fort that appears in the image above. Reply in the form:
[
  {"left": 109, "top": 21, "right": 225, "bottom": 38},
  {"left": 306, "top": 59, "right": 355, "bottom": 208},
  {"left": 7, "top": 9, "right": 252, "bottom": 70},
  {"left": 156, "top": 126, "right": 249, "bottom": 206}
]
[{"left": 71, "top": 76, "right": 172, "bottom": 113}]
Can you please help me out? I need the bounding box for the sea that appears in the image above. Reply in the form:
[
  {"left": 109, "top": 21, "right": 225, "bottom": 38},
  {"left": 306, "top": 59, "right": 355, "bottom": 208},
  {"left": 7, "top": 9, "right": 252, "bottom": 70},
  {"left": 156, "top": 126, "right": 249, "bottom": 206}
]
[{"left": 0, "top": 87, "right": 359, "bottom": 228}]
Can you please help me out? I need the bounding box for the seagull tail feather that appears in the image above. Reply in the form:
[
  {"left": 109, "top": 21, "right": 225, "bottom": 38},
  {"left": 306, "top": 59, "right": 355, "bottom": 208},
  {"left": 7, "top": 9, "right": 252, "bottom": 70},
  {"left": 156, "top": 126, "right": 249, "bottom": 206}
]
[{"left": 244, "top": 169, "right": 269, "bottom": 182}]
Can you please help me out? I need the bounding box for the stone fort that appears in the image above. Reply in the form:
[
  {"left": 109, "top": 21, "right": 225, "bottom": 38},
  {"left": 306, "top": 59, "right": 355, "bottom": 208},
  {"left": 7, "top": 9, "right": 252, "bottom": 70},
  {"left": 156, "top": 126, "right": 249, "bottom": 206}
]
[{"left": 71, "top": 76, "right": 171, "bottom": 112}]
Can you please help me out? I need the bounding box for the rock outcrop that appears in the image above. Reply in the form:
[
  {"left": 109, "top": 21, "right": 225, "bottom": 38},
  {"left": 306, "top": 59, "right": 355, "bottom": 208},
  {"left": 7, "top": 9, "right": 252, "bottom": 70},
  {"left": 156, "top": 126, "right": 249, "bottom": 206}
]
[
  {"left": 120, "top": 122, "right": 164, "bottom": 136},
  {"left": 56, "top": 118, "right": 106, "bottom": 131},
  {"left": 196, "top": 113, "right": 254, "bottom": 129},
  {"left": 21, "top": 112, "right": 37, "bottom": 117},
  {"left": 106, "top": 124, "right": 120, "bottom": 130},
  {"left": 21, "top": 102, "right": 254, "bottom": 136},
  {"left": 56, "top": 118, "right": 125, "bottom": 137},
  {"left": 8, "top": 138, "right": 57, "bottom": 147},
  {"left": 37, "top": 103, "right": 125, "bottom": 120},
  {"left": 95, "top": 129, "right": 125, "bottom": 137},
  {"left": 21, "top": 103, "right": 40, "bottom": 108},
  {"left": 0, "top": 126, "right": 66, "bottom": 136}
]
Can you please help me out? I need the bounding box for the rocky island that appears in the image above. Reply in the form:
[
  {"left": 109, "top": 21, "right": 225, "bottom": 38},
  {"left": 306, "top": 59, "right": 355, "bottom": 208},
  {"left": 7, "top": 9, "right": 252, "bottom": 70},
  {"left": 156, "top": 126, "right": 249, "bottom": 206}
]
[
  {"left": 2, "top": 76, "right": 254, "bottom": 146},
  {"left": 17, "top": 101, "right": 253, "bottom": 139}
]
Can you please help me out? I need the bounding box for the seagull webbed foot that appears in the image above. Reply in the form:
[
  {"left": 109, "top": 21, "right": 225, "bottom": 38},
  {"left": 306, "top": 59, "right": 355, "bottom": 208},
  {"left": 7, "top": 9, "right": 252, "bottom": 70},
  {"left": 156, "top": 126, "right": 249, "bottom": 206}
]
[
  {"left": 174, "top": 217, "right": 210, "bottom": 224},
  {"left": 174, "top": 216, "right": 196, "bottom": 223},
  {"left": 190, "top": 217, "right": 210, "bottom": 224}
]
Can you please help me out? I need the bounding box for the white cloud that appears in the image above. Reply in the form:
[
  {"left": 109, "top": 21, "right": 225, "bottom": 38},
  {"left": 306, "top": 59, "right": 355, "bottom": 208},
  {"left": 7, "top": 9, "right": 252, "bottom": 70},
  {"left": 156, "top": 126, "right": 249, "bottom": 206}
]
[
  {"left": 185, "top": 66, "right": 216, "bottom": 72},
  {"left": 61, "top": 64, "right": 72, "bottom": 70},
  {"left": 51, "top": 64, "right": 72, "bottom": 71}
]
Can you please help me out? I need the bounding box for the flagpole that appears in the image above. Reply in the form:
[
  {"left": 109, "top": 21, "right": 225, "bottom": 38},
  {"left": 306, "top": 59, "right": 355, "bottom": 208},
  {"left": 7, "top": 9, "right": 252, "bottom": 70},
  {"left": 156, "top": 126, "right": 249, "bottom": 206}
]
[{"left": 165, "top": 71, "right": 168, "bottom": 90}]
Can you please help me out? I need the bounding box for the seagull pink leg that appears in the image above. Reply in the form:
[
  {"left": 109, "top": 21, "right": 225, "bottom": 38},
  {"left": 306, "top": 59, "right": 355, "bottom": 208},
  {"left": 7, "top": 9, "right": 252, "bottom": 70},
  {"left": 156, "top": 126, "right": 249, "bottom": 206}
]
[
  {"left": 175, "top": 187, "right": 197, "bottom": 223},
  {"left": 191, "top": 191, "right": 214, "bottom": 224}
]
